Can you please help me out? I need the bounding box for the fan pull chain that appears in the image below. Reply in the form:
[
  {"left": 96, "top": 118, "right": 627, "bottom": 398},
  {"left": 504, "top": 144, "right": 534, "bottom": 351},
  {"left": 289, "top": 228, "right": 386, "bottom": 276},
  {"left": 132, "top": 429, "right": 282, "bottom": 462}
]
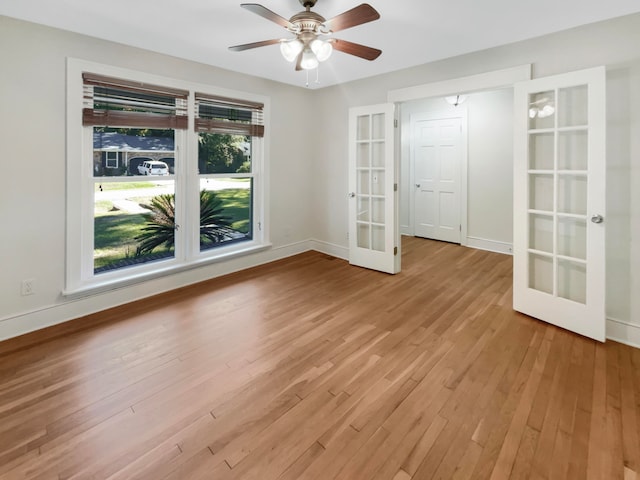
[{"left": 304, "top": 67, "right": 321, "bottom": 88}]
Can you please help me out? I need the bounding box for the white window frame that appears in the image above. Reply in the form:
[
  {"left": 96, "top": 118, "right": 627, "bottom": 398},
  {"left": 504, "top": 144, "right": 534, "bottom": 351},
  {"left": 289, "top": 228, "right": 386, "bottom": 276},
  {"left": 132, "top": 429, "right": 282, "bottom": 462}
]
[
  {"left": 65, "top": 58, "right": 270, "bottom": 296},
  {"left": 105, "top": 151, "right": 118, "bottom": 169}
]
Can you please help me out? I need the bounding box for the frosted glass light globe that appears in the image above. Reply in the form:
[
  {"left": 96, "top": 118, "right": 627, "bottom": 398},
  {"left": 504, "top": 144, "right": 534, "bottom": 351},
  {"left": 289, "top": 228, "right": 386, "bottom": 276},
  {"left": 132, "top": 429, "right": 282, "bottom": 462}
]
[
  {"left": 300, "top": 48, "right": 319, "bottom": 70},
  {"left": 311, "top": 39, "right": 333, "bottom": 62},
  {"left": 280, "top": 39, "right": 303, "bottom": 62}
]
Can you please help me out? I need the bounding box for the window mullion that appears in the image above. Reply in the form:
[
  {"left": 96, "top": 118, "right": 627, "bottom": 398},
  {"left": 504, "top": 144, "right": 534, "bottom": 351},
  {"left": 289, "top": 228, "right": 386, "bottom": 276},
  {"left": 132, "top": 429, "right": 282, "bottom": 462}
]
[
  {"left": 173, "top": 132, "right": 187, "bottom": 264},
  {"left": 185, "top": 93, "right": 200, "bottom": 263}
]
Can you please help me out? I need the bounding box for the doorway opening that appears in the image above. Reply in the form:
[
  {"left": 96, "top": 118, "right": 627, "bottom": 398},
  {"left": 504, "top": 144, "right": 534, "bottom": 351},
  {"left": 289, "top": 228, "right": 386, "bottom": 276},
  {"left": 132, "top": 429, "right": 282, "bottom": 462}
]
[{"left": 399, "top": 88, "right": 515, "bottom": 255}]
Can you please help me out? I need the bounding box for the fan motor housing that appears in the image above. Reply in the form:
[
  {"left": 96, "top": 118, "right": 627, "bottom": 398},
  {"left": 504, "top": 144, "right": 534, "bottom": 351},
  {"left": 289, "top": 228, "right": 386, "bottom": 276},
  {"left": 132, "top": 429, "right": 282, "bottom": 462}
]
[{"left": 290, "top": 11, "right": 326, "bottom": 32}]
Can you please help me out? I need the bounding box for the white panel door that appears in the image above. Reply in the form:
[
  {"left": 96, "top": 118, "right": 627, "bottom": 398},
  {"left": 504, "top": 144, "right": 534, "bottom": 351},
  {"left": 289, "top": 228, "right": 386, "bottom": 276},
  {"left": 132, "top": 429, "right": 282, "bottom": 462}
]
[
  {"left": 348, "top": 103, "right": 399, "bottom": 274},
  {"left": 513, "top": 66, "right": 606, "bottom": 341},
  {"left": 413, "top": 116, "right": 462, "bottom": 243}
]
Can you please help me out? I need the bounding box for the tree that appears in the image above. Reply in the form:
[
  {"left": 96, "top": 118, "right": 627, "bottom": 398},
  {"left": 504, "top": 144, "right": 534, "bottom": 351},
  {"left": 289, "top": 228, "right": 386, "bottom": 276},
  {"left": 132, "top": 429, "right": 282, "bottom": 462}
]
[
  {"left": 135, "top": 190, "right": 232, "bottom": 256},
  {"left": 198, "top": 133, "right": 249, "bottom": 173}
]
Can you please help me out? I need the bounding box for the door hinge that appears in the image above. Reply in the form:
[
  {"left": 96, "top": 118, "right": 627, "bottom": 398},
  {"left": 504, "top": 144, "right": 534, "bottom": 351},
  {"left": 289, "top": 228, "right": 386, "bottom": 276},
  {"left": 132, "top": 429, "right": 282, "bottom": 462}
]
[
  {"left": 394, "top": 246, "right": 398, "bottom": 255},
  {"left": 394, "top": 119, "right": 398, "bottom": 128},
  {"left": 258, "top": 222, "right": 262, "bottom": 231},
  {"left": 394, "top": 183, "right": 398, "bottom": 191},
  {"left": 459, "top": 224, "right": 462, "bottom": 232}
]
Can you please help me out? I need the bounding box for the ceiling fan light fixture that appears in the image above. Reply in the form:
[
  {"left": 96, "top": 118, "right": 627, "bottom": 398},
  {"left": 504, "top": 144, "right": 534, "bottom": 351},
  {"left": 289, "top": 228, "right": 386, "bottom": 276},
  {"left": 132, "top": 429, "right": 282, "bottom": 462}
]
[
  {"left": 230, "top": 1, "right": 382, "bottom": 80},
  {"left": 538, "top": 104, "right": 555, "bottom": 118},
  {"left": 280, "top": 39, "right": 304, "bottom": 62},
  {"left": 311, "top": 38, "right": 332, "bottom": 62},
  {"left": 445, "top": 95, "right": 467, "bottom": 107},
  {"left": 300, "top": 47, "right": 319, "bottom": 70}
]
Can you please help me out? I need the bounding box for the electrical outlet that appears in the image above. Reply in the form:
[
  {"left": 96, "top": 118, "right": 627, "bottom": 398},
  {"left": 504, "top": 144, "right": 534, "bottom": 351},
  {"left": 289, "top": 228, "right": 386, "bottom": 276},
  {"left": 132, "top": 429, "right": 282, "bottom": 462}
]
[{"left": 21, "top": 279, "right": 35, "bottom": 296}]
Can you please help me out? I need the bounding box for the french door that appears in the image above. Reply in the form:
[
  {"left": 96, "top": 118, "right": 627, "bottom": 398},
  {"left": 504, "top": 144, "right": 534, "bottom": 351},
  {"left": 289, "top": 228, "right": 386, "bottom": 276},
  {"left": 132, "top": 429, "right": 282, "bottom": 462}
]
[
  {"left": 348, "top": 103, "right": 400, "bottom": 274},
  {"left": 513, "top": 67, "right": 606, "bottom": 341}
]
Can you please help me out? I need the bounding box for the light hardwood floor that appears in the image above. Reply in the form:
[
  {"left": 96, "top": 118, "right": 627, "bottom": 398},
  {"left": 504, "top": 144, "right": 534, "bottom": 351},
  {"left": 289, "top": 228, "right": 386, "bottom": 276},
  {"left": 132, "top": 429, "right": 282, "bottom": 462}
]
[{"left": 0, "top": 237, "right": 639, "bottom": 479}]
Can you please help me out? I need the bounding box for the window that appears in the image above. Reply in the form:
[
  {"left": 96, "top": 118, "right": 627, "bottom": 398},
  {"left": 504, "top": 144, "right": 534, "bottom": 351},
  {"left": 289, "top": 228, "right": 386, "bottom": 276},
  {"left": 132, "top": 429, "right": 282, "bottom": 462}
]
[
  {"left": 66, "top": 60, "right": 268, "bottom": 293},
  {"left": 195, "top": 93, "right": 264, "bottom": 251},
  {"left": 83, "top": 73, "right": 186, "bottom": 274},
  {"left": 105, "top": 151, "right": 118, "bottom": 169}
]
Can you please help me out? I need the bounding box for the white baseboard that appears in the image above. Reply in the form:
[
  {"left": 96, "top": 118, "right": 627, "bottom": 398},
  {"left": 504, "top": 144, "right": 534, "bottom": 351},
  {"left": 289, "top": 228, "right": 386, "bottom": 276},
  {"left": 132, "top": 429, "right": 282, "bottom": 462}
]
[
  {"left": 466, "top": 236, "right": 513, "bottom": 255},
  {"left": 308, "top": 239, "right": 349, "bottom": 260},
  {"left": 607, "top": 317, "right": 640, "bottom": 349},
  {"left": 0, "top": 240, "right": 313, "bottom": 342}
]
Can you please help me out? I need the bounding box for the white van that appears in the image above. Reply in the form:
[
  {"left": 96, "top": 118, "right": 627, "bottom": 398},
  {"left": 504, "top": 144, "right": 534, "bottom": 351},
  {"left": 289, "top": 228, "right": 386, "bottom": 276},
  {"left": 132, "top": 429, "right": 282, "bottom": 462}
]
[{"left": 138, "top": 161, "right": 169, "bottom": 176}]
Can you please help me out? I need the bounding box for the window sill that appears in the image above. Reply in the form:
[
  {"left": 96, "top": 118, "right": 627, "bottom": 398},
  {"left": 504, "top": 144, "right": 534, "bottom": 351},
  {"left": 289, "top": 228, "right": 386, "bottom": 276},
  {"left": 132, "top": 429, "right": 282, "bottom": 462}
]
[{"left": 62, "top": 242, "right": 272, "bottom": 300}]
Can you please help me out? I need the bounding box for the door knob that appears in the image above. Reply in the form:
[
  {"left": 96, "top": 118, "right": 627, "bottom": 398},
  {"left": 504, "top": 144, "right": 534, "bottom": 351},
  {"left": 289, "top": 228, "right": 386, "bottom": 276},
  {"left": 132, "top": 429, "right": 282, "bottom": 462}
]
[
  {"left": 415, "top": 184, "right": 421, "bottom": 188},
  {"left": 591, "top": 214, "right": 604, "bottom": 224},
  {"left": 348, "top": 192, "right": 355, "bottom": 198}
]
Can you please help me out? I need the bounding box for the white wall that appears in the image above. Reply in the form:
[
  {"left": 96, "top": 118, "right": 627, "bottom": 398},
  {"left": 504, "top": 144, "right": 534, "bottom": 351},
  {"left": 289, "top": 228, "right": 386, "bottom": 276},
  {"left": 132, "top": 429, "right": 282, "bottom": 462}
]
[
  {"left": 2, "top": 13, "right": 640, "bottom": 346},
  {"left": 399, "top": 89, "right": 513, "bottom": 251},
  {"left": 466, "top": 90, "right": 514, "bottom": 247},
  {"left": 627, "top": 64, "right": 640, "bottom": 336},
  {"left": 310, "top": 13, "right": 640, "bottom": 345},
  {"left": 0, "top": 16, "right": 314, "bottom": 340}
]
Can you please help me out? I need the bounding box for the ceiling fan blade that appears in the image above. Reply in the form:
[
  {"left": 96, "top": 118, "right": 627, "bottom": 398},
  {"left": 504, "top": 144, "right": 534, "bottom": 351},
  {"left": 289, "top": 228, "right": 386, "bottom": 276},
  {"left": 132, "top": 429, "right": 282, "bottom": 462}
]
[
  {"left": 228, "top": 39, "right": 282, "bottom": 52},
  {"left": 323, "top": 4, "right": 380, "bottom": 33},
  {"left": 240, "top": 4, "right": 294, "bottom": 29},
  {"left": 330, "top": 39, "right": 381, "bottom": 61}
]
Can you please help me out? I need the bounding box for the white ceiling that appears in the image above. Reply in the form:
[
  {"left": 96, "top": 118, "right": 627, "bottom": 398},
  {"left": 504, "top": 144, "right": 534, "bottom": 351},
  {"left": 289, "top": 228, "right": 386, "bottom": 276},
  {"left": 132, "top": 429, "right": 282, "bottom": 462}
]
[{"left": 2, "top": 0, "right": 640, "bottom": 89}]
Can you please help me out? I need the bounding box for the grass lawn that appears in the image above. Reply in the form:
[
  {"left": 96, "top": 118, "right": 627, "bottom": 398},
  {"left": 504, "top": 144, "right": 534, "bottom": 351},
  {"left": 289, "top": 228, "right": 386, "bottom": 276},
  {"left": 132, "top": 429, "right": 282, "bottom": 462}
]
[
  {"left": 214, "top": 188, "right": 251, "bottom": 233},
  {"left": 94, "top": 188, "right": 251, "bottom": 271},
  {"left": 94, "top": 212, "right": 163, "bottom": 269}
]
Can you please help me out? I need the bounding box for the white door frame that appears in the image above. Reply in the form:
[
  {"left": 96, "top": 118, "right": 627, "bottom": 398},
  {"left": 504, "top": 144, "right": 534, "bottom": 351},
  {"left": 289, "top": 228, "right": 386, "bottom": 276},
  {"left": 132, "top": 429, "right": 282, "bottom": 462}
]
[
  {"left": 389, "top": 65, "right": 531, "bottom": 251},
  {"left": 409, "top": 109, "right": 468, "bottom": 245},
  {"left": 387, "top": 65, "right": 532, "bottom": 104}
]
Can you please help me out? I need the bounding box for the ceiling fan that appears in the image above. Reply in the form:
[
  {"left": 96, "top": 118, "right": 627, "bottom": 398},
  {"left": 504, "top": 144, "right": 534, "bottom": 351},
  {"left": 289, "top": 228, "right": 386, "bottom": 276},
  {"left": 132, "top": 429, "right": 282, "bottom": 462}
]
[{"left": 228, "top": 0, "right": 382, "bottom": 71}]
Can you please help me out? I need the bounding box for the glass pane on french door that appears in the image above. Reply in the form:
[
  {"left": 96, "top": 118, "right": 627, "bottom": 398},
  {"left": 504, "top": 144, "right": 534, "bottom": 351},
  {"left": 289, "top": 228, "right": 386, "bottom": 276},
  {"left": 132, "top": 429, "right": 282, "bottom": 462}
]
[
  {"left": 356, "top": 113, "right": 386, "bottom": 253},
  {"left": 527, "top": 84, "right": 589, "bottom": 304}
]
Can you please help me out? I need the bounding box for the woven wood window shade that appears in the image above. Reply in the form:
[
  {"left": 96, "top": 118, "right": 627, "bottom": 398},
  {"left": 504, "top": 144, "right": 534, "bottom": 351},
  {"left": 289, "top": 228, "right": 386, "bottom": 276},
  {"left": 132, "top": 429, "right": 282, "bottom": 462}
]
[
  {"left": 195, "top": 93, "right": 264, "bottom": 137},
  {"left": 82, "top": 73, "right": 189, "bottom": 129}
]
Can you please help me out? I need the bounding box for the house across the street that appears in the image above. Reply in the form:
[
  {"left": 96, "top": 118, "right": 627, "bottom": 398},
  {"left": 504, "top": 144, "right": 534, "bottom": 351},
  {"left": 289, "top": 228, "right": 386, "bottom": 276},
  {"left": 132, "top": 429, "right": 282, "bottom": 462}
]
[{"left": 93, "top": 131, "right": 174, "bottom": 176}]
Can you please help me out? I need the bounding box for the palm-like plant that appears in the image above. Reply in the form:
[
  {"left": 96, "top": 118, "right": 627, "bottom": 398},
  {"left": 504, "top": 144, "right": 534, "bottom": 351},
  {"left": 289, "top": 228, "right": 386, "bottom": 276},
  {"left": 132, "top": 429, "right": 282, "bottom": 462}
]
[
  {"left": 200, "top": 189, "right": 233, "bottom": 244},
  {"left": 135, "top": 190, "right": 232, "bottom": 257},
  {"left": 135, "top": 193, "right": 175, "bottom": 256}
]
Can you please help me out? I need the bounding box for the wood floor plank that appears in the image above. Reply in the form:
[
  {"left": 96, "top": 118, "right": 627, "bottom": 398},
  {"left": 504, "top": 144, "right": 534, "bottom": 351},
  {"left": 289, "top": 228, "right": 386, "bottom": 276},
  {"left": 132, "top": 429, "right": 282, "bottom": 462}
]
[
  {"left": 276, "top": 441, "right": 325, "bottom": 480},
  {"left": 529, "top": 331, "right": 574, "bottom": 478},
  {"left": 470, "top": 328, "right": 548, "bottom": 479},
  {"left": 509, "top": 425, "right": 539, "bottom": 479},
  {"left": 566, "top": 339, "right": 596, "bottom": 479},
  {"left": 399, "top": 414, "right": 448, "bottom": 477},
  {"left": 619, "top": 344, "right": 640, "bottom": 476},
  {"left": 354, "top": 379, "right": 453, "bottom": 480},
  {"left": 488, "top": 327, "right": 554, "bottom": 480},
  {"left": 604, "top": 342, "right": 625, "bottom": 479},
  {"left": 587, "top": 342, "right": 609, "bottom": 480},
  {"left": 0, "top": 237, "right": 638, "bottom": 480}
]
